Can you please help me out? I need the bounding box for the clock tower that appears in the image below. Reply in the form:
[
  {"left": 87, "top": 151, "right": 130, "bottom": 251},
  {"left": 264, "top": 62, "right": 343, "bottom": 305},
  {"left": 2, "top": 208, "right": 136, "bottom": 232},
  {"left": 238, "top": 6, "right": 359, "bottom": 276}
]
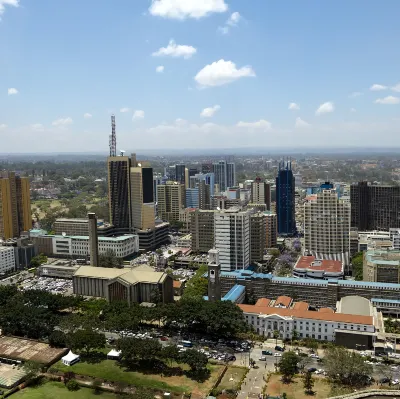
[{"left": 208, "top": 249, "right": 221, "bottom": 302}]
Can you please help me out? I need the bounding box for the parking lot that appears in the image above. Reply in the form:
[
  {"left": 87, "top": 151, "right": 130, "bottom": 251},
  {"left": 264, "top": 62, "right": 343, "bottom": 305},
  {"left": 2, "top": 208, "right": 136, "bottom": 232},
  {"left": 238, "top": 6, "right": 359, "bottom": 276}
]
[{"left": 21, "top": 276, "right": 73, "bottom": 294}]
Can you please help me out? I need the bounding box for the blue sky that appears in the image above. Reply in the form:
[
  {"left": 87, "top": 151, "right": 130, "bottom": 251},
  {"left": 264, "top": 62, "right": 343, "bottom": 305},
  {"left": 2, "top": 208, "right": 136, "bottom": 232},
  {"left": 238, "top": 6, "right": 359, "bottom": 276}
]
[{"left": 1, "top": 0, "right": 400, "bottom": 152}]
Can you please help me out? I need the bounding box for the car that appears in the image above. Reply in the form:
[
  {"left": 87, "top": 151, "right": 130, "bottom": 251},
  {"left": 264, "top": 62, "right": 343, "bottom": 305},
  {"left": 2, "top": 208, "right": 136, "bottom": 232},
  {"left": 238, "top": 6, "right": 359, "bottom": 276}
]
[
  {"left": 308, "top": 368, "right": 317, "bottom": 373},
  {"left": 275, "top": 346, "right": 284, "bottom": 352},
  {"left": 259, "top": 356, "right": 267, "bottom": 361},
  {"left": 392, "top": 379, "right": 399, "bottom": 385},
  {"left": 262, "top": 350, "right": 273, "bottom": 356},
  {"left": 274, "top": 353, "right": 282, "bottom": 357},
  {"left": 309, "top": 353, "right": 319, "bottom": 359},
  {"left": 160, "top": 336, "right": 168, "bottom": 341},
  {"left": 390, "top": 366, "right": 398, "bottom": 371}
]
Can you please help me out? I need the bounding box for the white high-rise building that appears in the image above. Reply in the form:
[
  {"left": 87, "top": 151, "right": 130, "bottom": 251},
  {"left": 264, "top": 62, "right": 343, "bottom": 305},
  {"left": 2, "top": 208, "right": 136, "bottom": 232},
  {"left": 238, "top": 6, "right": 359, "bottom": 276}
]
[
  {"left": 0, "top": 247, "right": 16, "bottom": 274},
  {"left": 214, "top": 207, "right": 251, "bottom": 271},
  {"left": 304, "top": 189, "right": 351, "bottom": 266}
]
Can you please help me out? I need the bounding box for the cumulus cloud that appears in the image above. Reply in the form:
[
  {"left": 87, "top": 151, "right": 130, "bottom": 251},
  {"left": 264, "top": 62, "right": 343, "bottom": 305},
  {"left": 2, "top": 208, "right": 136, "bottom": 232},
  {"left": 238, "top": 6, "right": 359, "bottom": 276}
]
[
  {"left": 375, "top": 96, "right": 400, "bottom": 105},
  {"left": 133, "top": 110, "right": 145, "bottom": 120},
  {"left": 218, "top": 11, "right": 241, "bottom": 34},
  {"left": 391, "top": 83, "right": 400, "bottom": 92},
  {"left": 149, "top": 0, "right": 228, "bottom": 19},
  {"left": 30, "top": 123, "right": 45, "bottom": 131},
  {"left": 0, "top": 0, "right": 19, "bottom": 18},
  {"left": 152, "top": 39, "right": 197, "bottom": 59},
  {"left": 295, "top": 117, "right": 310, "bottom": 128},
  {"left": 84, "top": 113, "right": 92, "bottom": 119},
  {"left": 120, "top": 107, "right": 130, "bottom": 113},
  {"left": 156, "top": 65, "right": 165, "bottom": 73},
  {"left": 194, "top": 59, "right": 255, "bottom": 88},
  {"left": 370, "top": 84, "right": 387, "bottom": 91},
  {"left": 315, "top": 102, "right": 334, "bottom": 115},
  {"left": 0, "top": 123, "right": 7, "bottom": 130},
  {"left": 349, "top": 91, "right": 363, "bottom": 98},
  {"left": 288, "top": 102, "right": 300, "bottom": 111},
  {"left": 236, "top": 120, "right": 272, "bottom": 130},
  {"left": 7, "top": 88, "right": 18, "bottom": 95},
  {"left": 200, "top": 105, "right": 221, "bottom": 118},
  {"left": 52, "top": 117, "right": 73, "bottom": 127}
]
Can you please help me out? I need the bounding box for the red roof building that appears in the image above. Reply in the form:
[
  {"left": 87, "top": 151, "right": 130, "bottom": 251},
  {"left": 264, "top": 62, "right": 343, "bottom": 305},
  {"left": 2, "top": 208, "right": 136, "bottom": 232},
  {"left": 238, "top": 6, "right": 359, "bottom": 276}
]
[{"left": 293, "top": 255, "right": 344, "bottom": 280}]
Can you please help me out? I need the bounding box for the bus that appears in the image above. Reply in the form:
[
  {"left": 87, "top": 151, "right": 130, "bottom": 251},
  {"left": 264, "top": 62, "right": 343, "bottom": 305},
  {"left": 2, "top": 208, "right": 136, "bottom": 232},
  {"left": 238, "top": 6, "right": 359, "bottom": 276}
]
[{"left": 182, "top": 340, "right": 193, "bottom": 348}]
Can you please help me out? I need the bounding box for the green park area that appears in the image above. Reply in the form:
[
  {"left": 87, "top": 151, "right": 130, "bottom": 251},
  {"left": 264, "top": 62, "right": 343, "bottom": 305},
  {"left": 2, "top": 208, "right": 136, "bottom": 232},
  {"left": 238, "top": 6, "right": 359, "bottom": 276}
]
[
  {"left": 215, "top": 366, "right": 248, "bottom": 392},
  {"left": 11, "top": 381, "right": 115, "bottom": 399}
]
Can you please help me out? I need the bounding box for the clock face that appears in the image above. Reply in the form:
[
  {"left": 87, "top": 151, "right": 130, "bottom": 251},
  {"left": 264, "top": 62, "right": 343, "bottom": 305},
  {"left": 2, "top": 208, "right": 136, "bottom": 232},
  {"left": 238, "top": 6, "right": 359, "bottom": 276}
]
[{"left": 210, "top": 269, "right": 215, "bottom": 282}]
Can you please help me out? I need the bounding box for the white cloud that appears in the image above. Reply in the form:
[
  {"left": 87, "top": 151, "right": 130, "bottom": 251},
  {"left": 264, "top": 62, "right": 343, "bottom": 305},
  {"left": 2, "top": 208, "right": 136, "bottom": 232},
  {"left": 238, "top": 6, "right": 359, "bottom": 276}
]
[
  {"left": 236, "top": 120, "right": 272, "bottom": 130},
  {"left": 149, "top": 0, "right": 228, "bottom": 19},
  {"left": 288, "top": 102, "right": 300, "bottom": 111},
  {"left": 0, "top": 123, "right": 7, "bottom": 130},
  {"left": 350, "top": 108, "right": 356, "bottom": 113},
  {"left": 227, "top": 11, "right": 241, "bottom": 26},
  {"left": 375, "top": 96, "right": 400, "bottom": 105},
  {"left": 194, "top": 59, "right": 255, "bottom": 88},
  {"left": 217, "top": 26, "right": 229, "bottom": 35},
  {"left": 120, "top": 107, "right": 130, "bottom": 113},
  {"left": 30, "top": 123, "right": 45, "bottom": 131},
  {"left": 370, "top": 84, "right": 387, "bottom": 91},
  {"left": 295, "top": 117, "right": 310, "bottom": 128},
  {"left": 200, "top": 105, "right": 221, "bottom": 118},
  {"left": 156, "top": 65, "right": 165, "bottom": 73},
  {"left": 315, "top": 101, "right": 334, "bottom": 115},
  {"left": 52, "top": 117, "right": 73, "bottom": 127},
  {"left": 7, "top": 88, "right": 18, "bottom": 95},
  {"left": 349, "top": 91, "right": 363, "bottom": 98},
  {"left": 133, "top": 110, "right": 145, "bottom": 120},
  {"left": 84, "top": 113, "right": 92, "bottom": 119},
  {"left": 391, "top": 83, "right": 400, "bottom": 92},
  {"left": 0, "top": 0, "right": 19, "bottom": 18},
  {"left": 152, "top": 40, "right": 197, "bottom": 59}
]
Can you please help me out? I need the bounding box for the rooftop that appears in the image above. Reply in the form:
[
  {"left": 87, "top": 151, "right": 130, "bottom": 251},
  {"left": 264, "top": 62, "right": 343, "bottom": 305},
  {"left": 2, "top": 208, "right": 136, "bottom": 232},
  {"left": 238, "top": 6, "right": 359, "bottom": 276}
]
[
  {"left": 294, "top": 256, "right": 343, "bottom": 273},
  {"left": 274, "top": 296, "right": 292, "bottom": 308},
  {"left": 53, "top": 234, "right": 136, "bottom": 242},
  {"left": 222, "top": 284, "right": 245, "bottom": 302}
]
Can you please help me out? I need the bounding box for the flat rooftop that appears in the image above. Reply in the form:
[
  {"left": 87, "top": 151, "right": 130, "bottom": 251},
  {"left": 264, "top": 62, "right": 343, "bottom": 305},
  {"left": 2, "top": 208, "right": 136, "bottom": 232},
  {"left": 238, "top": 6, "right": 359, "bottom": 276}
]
[{"left": 294, "top": 256, "right": 343, "bottom": 273}]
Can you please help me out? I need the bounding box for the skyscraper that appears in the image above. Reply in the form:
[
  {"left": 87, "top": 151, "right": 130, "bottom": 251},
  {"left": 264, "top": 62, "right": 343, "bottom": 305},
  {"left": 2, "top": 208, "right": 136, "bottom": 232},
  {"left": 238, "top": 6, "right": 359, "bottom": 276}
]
[
  {"left": 251, "top": 177, "right": 271, "bottom": 210},
  {"left": 157, "top": 182, "right": 186, "bottom": 222},
  {"left": 350, "top": 182, "right": 400, "bottom": 231},
  {"left": 304, "top": 189, "right": 351, "bottom": 266},
  {"left": 175, "top": 164, "right": 186, "bottom": 185},
  {"left": 212, "top": 161, "right": 235, "bottom": 192},
  {"left": 227, "top": 162, "right": 236, "bottom": 189},
  {"left": 276, "top": 160, "right": 296, "bottom": 236},
  {"left": 0, "top": 172, "right": 31, "bottom": 239}
]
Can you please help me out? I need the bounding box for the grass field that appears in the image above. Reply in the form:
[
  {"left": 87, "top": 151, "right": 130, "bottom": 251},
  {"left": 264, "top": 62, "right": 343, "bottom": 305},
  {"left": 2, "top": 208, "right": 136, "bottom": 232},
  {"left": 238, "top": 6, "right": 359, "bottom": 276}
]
[
  {"left": 217, "top": 366, "right": 248, "bottom": 391},
  {"left": 12, "top": 381, "right": 115, "bottom": 399},
  {"left": 265, "top": 374, "right": 331, "bottom": 399},
  {"left": 53, "top": 359, "right": 224, "bottom": 397}
]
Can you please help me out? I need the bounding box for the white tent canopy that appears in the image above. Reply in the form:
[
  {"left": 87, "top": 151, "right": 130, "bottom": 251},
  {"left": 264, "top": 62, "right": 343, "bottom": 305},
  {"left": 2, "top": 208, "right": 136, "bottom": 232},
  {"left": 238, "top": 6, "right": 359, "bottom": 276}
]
[
  {"left": 62, "top": 350, "right": 80, "bottom": 366},
  {"left": 107, "top": 349, "right": 122, "bottom": 359}
]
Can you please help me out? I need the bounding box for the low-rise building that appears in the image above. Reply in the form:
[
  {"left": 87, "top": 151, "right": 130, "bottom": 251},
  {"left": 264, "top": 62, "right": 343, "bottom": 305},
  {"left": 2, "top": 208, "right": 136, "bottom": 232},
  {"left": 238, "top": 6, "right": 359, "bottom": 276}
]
[
  {"left": 293, "top": 255, "right": 344, "bottom": 280},
  {"left": 177, "top": 234, "right": 191, "bottom": 248},
  {"left": 38, "top": 264, "right": 79, "bottom": 279},
  {"left": 363, "top": 249, "right": 400, "bottom": 284},
  {"left": 0, "top": 247, "right": 15, "bottom": 274}
]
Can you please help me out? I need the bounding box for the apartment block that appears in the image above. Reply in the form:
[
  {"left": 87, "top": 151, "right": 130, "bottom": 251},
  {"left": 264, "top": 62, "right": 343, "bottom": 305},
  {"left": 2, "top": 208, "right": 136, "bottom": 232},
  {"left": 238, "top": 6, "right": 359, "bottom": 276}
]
[
  {"left": 157, "top": 183, "right": 185, "bottom": 222},
  {"left": 190, "top": 210, "right": 216, "bottom": 253},
  {"left": 250, "top": 212, "right": 267, "bottom": 263},
  {"left": 251, "top": 177, "right": 271, "bottom": 210},
  {"left": 0, "top": 247, "right": 16, "bottom": 274},
  {"left": 265, "top": 211, "right": 277, "bottom": 248}
]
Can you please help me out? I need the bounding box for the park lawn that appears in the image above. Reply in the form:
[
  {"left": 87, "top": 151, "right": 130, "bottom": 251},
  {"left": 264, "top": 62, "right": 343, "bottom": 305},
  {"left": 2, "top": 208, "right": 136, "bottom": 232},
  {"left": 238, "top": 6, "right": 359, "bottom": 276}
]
[
  {"left": 53, "top": 359, "right": 224, "bottom": 397},
  {"left": 12, "top": 381, "right": 115, "bottom": 399},
  {"left": 265, "top": 374, "right": 331, "bottom": 399},
  {"left": 217, "top": 366, "right": 248, "bottom": 391}
]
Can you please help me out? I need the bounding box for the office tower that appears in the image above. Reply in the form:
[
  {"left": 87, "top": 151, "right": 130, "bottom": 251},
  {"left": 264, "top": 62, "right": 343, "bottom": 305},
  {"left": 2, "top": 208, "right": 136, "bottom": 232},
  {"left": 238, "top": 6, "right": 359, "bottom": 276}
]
[
  {"left": 153, "top": 174, "right": 162, "bottom": 203},
  {"left": 251, "top": 177, "right": 271, "bottom": 210},
  {"left": 250, "top": 213, "right": 267, "bottom": 263},
  {"left": 130, "top": 155, "right": 155, "bottom": 231},
  {"left": 189, "top": 168, "right": 198, "bottom": 178},
  {"left": 304, "top": 189, "right": 351, "bottom": 265},
  {"left": 351, "top": 182, "right": 400, "bottom": 231},
  {"left": 166, "top": 165, "right": 176, "bottom": 181},
  {"left": 192, "top": 173, "right": 215, "bottom": 196},
  {"left": 157, "top": 182, "right": 185, "bottom": 222},
  {"left": 190, "top": 210, "right": 216, "bottom": 252},
  {"left": 214, "top": 207, "right": 251, "bottom": 271},
  {"left": 185, "top": 168, "right": 189, "bottom": 189},
  {"left": 0, "top": 172, "right": 31, "bottom": 239},
  {"left": 198, "top": 180, "right": 211, "bottom": 210},
  {"left": 186, "top": 188, "right": 199, "bottom": 208},
  {"left": 88, "top": 213, "right": 99, "bottom": 266},
  {"left": 175, "top": 164, "right": 186, "bottom": 185},
  {"left": 207, "top": 249, "right": 221, "bottom": 302},
  {"left": 227, "top": 162, "right": 236, "bottom": 188},
  {"left": 201, "top": 163, "right": 212, "bottom": 174},
  {"left": 276, "top": 160, "right": 296, "bottom": 236},
  {"left": 265, "top": 211, "right": 278, "bottom": 248}
]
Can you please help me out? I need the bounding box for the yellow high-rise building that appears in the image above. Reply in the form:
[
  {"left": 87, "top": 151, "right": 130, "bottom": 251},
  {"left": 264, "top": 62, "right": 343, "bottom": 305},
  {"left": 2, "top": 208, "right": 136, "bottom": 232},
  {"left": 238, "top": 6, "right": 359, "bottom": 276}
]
[{"left": 0, "top": 172, "right": 31, "bottom": 239}]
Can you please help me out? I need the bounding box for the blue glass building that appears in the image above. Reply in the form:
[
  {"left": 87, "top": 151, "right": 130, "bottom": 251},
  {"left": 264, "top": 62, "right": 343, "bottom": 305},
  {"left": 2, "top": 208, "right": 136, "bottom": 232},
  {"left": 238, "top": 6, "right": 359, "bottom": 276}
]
[{"left": 276, "top": 160, "right": 296, "bottom": 236}]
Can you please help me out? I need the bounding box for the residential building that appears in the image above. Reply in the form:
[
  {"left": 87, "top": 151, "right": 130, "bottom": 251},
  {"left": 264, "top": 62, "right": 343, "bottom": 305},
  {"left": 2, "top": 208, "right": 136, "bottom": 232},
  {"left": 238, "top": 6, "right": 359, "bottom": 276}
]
[
  {"left": 363, "top": 249, "right": 400, "bottom": 284},
  {"left": 251, "top": 177, "right": 271, "bottom": 210},
  {"left": 0, "top": 246, "right": 15, "bottom": 274},
  {"left": 214, "top": 207, "right": 251, "bottom": 271},
  {"left": 72, "top": 264, "right": 174, "bottom": 304},
  {"left": 293, "top": 255, "right": 344, "bottom": 280},
  {"left": 157, "top": 182, "right": 185, "bottom": 222},
  {"left": 304, "top": 188, "right": 351, "bottom": 266},
  {"left": 175, "top": 164, "right": 186, "bottom": 185},
  {"left": 250, "top": 212, "right": 267, "bottom": 263},
  {"left": 265, "top": 211, "right": 278, "bottom": 248},
  {"left": 351, "top": 182, "right": 400, "bottom": 231},
  {"left": 190, "top": 210, "right": 216, "bottom": 253},
  {"left": 0, "top": 172, "right": 31, "bottom": 239},
  {"left": 275, "top": 161, "right": 296, "bottom": 236}
]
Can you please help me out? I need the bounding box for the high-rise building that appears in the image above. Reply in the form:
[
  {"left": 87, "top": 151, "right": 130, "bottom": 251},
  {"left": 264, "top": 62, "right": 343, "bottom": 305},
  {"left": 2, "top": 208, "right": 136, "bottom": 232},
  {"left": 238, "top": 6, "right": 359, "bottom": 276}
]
[
  {"left": 157, "top": 183, "right": 186, "bottom": 222},
  {"left": 186, "top": 188, "right": 199, "bottom": 208},
  {"left": 212, "top": 161, "right": 236, "bottom": 192},
  {"left": 227, "top": 162, "right": 236, "bottom": 189},
  {"left": 153, "top": 174, "right": 163, "bottom": 203},
  {"left": 214, "top": 207, "right": 251, "bottom": 271},
  {"left": 175, "top": 164, "right": 186, "bottom": 185},
  {"left": 0, "top": 172, "right": 31, "bottom": 239},
  {"left": 251, "top": 177, "right": 271, "bottom": 210},
  {"left": 304, "top": 188, "right": 351, "bottom": 266},
  {"left": 198, "top": 180, "right": 211, "bottom": 210},
  {"left": 107, "top": 155, "right": 131, "bottom": 230},
  {"left": 250, "top": 212, "right": 267, "bottom": 263},
  {"left": 201, "top": 163, "right": 212, "bottom": 174},
  {"left": 350, "top": 182, "right": 400, "bottom": 231},
  {"left": 265, "top": 211, "right": 278, "bottom": 248},
  {"left": 190, "top": 210, "right": 216, "bottom": 253},
  {"left": 276, "top": 161, "right": 296, "bottom": 236}
]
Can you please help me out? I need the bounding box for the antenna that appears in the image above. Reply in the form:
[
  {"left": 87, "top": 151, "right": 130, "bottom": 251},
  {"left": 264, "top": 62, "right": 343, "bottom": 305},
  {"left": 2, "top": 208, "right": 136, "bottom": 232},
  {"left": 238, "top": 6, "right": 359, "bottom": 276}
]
[{"left": 109, "top": 114, "right": 116, "bottom": 157}]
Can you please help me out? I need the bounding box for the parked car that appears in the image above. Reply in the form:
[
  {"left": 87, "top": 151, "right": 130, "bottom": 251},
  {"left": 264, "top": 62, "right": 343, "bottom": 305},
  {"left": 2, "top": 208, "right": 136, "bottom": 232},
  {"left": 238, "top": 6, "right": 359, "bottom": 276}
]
[
  {"left": 274, "top": 353, "right": 282, "bottom": 357},
  {"left": 275, "top": 346, "right": 285, "bottom": 352},
  {"left": 308, "top": 368, "right": 317, "bottom": 373},
  {"left": 259, "top": 356, "right": 267, "bottom": 361},
  {"left": 262, "top": 350, "right": 273, "bottom": 356}
]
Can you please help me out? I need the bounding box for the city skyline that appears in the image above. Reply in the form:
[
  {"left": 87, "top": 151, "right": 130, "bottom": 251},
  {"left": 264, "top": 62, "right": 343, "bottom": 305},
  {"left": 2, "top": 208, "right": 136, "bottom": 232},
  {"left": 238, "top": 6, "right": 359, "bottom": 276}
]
[{"left": 1, "top": 0, "right": 400, "bottom": 152}]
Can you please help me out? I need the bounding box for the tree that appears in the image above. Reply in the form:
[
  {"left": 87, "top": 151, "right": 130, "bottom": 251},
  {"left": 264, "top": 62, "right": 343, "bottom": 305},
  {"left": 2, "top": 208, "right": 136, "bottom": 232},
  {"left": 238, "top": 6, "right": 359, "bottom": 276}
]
[
  {"left": 302, "top": 371, "right": 314, "bottom": 395},
  {"left": 117, "top": 337, "right": 162, "bottom": 364},
  {"left": 281, "top": 394, "right": 288, "bottom": 399},
  {"left": 67, "top": 329, "right": 106, "bottom": 356},
  {"left": 66, "top": 379, "right": 80, "bottom": 391},
  {"left": 180, "top": 349, "right": 208, "bottom": 372},
  {"left": 162, "top": 345, "right": 180, "bottom": 367},
  {"left": 268, "top": 248, "right": 280, "bottom": 258},
  {"left": 49, "top": 330, "right": 67, "bottom": 348},
  {"left": 63, "top": 371, "right": 75, "bottom": 385},
  {"left": 182, "top": 265, "right": 208, "bottom": 298},
  {"left": 29, "top": 253, "right": 48, "bottom": 268},
  {"left": 278, "top": 351, "right": 299, "bottom": 383},
  {"left": 304, "top": 338, "right": 319, "bottom": 352},
  {"left": 273, "top": 330, "right": 280, "bottom": 345},
  {"left": 292, "top": 329, "right": 299, "bottom": 341},
  {"left": 130, "top": 387, "right": 156, "bottom": 399},
  {"left": 98, "top": 249, "right": 123, "bottom": 268},
  {"left": 91, "top": 379, "right": 102, "bottom": 394},
  {"left": 23, "top": 361, "right": 43, "bottom": 380},
  {"left": 351, "top": 252, "right": 364, "bottom": 281}
]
